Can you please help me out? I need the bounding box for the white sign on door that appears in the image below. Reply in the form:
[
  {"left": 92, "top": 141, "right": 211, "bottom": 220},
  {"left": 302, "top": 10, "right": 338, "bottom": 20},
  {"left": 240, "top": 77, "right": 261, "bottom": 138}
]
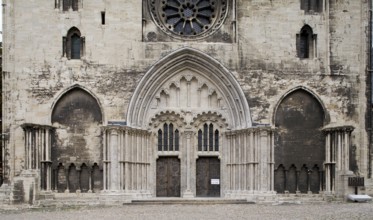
[{"left": 211, "top": 179, "right": 220, "bottom": 185}]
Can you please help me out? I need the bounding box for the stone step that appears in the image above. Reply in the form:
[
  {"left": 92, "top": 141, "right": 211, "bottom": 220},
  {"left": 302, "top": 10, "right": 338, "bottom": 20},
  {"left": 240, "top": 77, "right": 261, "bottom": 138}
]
[
  {"left": 275, "top": 194, "right": 334, "bottom": 204},
  {"left": 130, "top": 198, "right": 254, "bottom": 205}
]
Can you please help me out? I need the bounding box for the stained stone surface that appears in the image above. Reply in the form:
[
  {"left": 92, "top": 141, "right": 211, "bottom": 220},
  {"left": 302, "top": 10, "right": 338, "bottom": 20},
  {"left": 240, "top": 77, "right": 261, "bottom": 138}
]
[{"left": 1, "top": 203, "right": 373, "bottom": 220}]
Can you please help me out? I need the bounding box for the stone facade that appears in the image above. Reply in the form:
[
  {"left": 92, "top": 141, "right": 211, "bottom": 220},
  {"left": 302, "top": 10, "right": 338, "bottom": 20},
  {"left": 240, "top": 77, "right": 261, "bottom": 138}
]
[{"left": 1, "top": 0, "right": 372, "bottom": 204}]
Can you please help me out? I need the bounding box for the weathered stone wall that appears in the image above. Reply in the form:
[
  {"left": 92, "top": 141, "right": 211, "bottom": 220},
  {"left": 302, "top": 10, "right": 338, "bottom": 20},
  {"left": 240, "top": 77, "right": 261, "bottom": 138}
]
[{"left": 2, "top": 0, "right": 370, "bottom": 185}]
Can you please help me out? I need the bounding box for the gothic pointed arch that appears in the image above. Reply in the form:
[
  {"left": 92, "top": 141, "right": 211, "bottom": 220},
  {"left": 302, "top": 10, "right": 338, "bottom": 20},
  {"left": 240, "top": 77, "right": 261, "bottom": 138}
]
[
  {"left": 51, "top": 86, "right": 103, "bottom": 193},
  {"left": 51, "top": 85, "right": 104, "bottom": 120},
  {"left": 127, "top": 47, "right": 252, "bottom": 129},
  {"left": 273, "top": 87, "right": 326, "bottom": 194},
  {"left": 272, "top": 86, "right": 329, "bottom": 125}
]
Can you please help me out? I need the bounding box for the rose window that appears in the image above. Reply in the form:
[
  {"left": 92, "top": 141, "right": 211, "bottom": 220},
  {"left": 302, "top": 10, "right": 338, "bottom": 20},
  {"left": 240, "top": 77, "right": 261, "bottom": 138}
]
[{"left": 149, "top": 0, "right": 228, "bottom": 39}]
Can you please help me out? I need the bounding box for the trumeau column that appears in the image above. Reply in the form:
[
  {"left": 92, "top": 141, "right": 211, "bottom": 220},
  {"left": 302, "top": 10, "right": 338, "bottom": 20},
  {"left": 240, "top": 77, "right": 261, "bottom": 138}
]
[{"left": 183, "top": 130, "right": 194, "bottom": 198}]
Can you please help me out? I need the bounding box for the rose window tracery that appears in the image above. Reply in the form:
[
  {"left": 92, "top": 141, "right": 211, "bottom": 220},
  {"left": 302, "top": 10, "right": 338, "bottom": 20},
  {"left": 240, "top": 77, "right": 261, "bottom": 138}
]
[{"left": 149, "top": 0, "right": 228, "bottom": 39}]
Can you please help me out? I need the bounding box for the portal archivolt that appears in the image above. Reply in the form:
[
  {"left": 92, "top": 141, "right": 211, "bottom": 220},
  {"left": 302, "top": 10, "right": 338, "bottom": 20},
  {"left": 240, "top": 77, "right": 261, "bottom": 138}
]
[{"left": 127, "top": 47, "right": 252, "bottom": 130}]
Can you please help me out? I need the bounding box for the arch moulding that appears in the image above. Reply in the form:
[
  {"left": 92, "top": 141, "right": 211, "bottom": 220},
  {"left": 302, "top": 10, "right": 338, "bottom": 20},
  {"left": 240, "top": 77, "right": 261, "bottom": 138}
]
[
  {"left": 50, "top": 84, "right": 105, "bottom": 123},
  {"left": 127, "top": 47, "right": 252, "bottom": 130},
  {"left": 271, "top": 86, "right": 330, "bottom": 125}
]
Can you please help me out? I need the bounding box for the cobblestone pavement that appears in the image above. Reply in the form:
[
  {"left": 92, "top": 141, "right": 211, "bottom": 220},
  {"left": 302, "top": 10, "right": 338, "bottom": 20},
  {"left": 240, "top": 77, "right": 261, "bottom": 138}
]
[{"left": 0, "top": 203, "right": 373, "bottom": 220}]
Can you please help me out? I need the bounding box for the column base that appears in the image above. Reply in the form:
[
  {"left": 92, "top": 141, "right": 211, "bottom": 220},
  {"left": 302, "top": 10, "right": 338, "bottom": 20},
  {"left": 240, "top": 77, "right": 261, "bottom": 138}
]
[{"left": 182, "top": 190, "right": 194, "bottom": 198}]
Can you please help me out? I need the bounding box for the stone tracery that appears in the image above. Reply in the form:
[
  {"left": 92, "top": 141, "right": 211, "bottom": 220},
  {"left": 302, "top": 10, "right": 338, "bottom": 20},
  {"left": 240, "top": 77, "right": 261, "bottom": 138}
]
[{"left": 148, "top": 0, "right": 229, "bottom": 39}]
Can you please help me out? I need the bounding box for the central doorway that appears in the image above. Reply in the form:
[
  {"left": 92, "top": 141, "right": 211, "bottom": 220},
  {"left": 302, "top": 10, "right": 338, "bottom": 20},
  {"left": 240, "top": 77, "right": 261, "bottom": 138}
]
[
  {"left": 156, "top": 157, "right": 181, "bottom": 197},
  {"left": 196, "top": 157, "right": 220, "bottom": 197}
]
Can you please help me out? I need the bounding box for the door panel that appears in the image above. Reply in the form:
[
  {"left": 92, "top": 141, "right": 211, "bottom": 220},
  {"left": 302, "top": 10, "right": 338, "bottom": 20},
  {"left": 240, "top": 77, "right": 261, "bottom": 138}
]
[
  {"left": 156, "top": 157, "right": 180, "bottom": 197},
  {"left": 196, "top": 157, "right": 220, "bottom": 197}
]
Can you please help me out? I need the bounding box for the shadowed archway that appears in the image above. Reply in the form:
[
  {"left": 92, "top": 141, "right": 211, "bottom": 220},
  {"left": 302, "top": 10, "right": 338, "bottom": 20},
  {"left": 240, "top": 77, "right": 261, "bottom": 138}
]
[
  {"left": 51, "top": 87, "right": 103, "bottom": 193},
  {"left": 274, "top": 89, "right": 325, "bottom": 194}
]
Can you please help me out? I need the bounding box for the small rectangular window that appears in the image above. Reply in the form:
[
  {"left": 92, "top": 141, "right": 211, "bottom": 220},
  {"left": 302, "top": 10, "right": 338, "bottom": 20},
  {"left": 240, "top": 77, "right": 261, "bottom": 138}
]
[{"left": 101, "top": 11, "right": 106, "bottom": 25}]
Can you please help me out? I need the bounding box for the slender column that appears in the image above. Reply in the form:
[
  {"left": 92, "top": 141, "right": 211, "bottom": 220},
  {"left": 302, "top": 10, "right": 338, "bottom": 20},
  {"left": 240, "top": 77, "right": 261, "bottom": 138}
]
[
  {"left": 103, "top": 129, "right": 107, "bottom": 190},
  {"left": 232, "top": 133, "right": 236, "bottom": 190},
  {"left": 307, "top": 169, "right": 311, "bottom": 194},
  {"left": 46, "top": 165, "right": 51, "bottom": 191},
  {"left": 244, "top": 132, "right": 247, "bottom": 191},
  {"left": 88, "top": 170, "right": 92, "bottom": 193},
  {"left": 35, "top": 130, "right": 39, "bottom": 169},
  {"left": 228, "top": 133, "right": 234, "bottom": 190},
  {"left": 131, "top": 131, "right": 135, "bottom": 190},
  {"left": 270, "top": 131, "right": 275, "bottom": 191},
  {"left": 109, "top": 128, "right": 119, "bottom": 191},
  {"left": 183, "top": 131, "right": 193, "bottom": 198},
  {"left": 226, "top": 133, "right": 232, "bottom": 190},
  {"left": 249, "top": 131, "right": 254, "bottom": 191},
  {"left": 325, "top": 133, "right": 331, "bottom": 192},
  {"left": 337, "top": 132, "right": 342, "bottom": 170},
  {"left": 28, "top": 130, "right": 32, "bottom": 169},
  {"left": 145, "top": 132, "right": 149, "bottom": 191},
  {"left": 259, "top": 130, "right": 268, "bottom": 191},
  {"left": 177, "top": 88, "right": 180, "bottom": 107},
  {"left": 119, "top": 130, "right": 124, "bottom": 190},
  {"left": 124, "top": 130, "right": 130, "bottom": 191},
  {"left": 296, "top": 170, "right": 300, "bottom": 193},
  {"left": 46, "top": 128, "right": 51, "bottom": 191},
  {"left": 137, "top": 132, "right": 141, "bottom": 190},
  {"left": 65, "top": 166, "right": 70, "bottom": 193},
  {"left": 187, "top": 81, "right": 191, "bottom": 107},
  {"left": 238, "top": 132, "right": 241, "bottom": 191},
  {"left": 319, "top": 170, "right": 323, "bottom": 192},
  {"left": 344, "top": 131, "right": 349, "bottom": 171}
]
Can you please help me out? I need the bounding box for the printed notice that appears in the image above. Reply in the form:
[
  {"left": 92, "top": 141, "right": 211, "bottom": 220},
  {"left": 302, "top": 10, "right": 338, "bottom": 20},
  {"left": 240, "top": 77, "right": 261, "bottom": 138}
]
[{"left": 211, "top": 179, "right": 220, "bottom": 185}]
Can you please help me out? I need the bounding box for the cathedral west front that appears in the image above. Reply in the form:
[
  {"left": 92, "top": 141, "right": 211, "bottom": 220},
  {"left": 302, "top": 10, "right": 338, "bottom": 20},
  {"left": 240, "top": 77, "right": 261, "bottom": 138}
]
[{"left": 1, "top": 0, "right": 372, "bottom": 204}]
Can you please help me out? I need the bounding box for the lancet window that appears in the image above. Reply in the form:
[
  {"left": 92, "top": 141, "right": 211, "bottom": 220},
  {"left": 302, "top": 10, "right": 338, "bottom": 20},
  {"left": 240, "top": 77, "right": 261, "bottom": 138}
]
[
  {"left": 158, "top": 123, "right": 180, "bottom": 151},
  {"left": 198, "top": 123, "right": 219, "bottom": 152}
]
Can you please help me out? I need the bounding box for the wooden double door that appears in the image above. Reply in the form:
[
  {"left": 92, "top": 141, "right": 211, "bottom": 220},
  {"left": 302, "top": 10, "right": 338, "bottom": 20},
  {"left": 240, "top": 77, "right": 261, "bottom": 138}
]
[
  {"left": 156, "top": 157, "right": 181, "bottom": 197},
  {"left": 156, "top": 157, "right": 221, "bottom": 197},
  {"left": 196, "top": 157, "right": 221, "bottom": 197}
]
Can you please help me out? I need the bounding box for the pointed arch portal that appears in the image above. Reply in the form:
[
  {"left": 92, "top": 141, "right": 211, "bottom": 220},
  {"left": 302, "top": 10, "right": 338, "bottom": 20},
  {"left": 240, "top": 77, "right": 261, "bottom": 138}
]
[{"left": 103, "top": 48, "right": 274, "bottom": 198}]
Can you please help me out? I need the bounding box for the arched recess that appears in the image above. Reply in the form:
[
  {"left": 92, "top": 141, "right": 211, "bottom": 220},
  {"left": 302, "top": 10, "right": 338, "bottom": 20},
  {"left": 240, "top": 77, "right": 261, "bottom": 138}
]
[
  {"left": 274, "top": 88, "right": 326, "bottom": 194},
  {"left": 272, "top": 86, "right": 329, "bottom": 125},
  {"left": 51, "top": 86, "right": 103, "bottom": 193},
  {"left": 127, "top": 47, "right": 252, "bottom": 130}
]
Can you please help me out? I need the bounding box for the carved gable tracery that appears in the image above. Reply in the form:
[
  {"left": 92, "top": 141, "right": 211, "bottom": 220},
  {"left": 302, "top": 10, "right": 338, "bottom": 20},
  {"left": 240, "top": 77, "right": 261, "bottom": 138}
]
[
  {"left": 149, "top": 110, "right": 187, "bottom": 129},
  {"left": 127, "top": 48, "right": 252, "bottom": 130},
  {"left": 148, "top": 71, "right": 227, "bottom": 127},
  {"left": 191, "top": 111, "right": 228, "bottom": 129}
]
